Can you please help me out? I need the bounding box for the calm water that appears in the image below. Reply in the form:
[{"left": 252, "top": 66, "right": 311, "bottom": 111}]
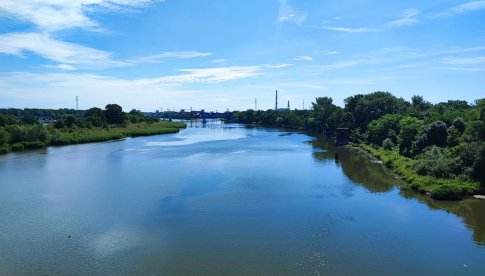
[{"left": 1, "top": 121, "right": 484, "bottom": 275}]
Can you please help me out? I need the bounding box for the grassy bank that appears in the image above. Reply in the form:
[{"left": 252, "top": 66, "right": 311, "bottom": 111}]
[
  {"left": 358, "top": 144, "right": 480, "bottom": 200},
  {"left": 2, "top": 121, "right": 186, "bottom": 151}
]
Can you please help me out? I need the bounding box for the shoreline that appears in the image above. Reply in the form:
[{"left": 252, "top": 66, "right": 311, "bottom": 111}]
[
  {"left": 1, "top": 121, "right": 186, "bottom": 154},
  {"left": 356, "top": 143, "right": 481, "bottom": 200},
  {"left": 244, "top": 122, "right": 482, "bottom": 201}
]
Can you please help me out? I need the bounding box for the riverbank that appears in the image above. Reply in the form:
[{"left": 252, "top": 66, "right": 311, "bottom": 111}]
[
  {"left": 1, "top": 121, "right": 186, "bottom": 153},
  {"left": 357, "top": 144, "right": 481, "bottom": 200}
]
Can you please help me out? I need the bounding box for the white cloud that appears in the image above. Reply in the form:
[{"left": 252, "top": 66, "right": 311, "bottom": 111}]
[
  {"left": 447, "top": 67, "right": 485, "bottom": 72},
  {"left": 0, "top": 0, "right": 156, "bottom": 32},
  {"left": 152, "top": 66, "right": 265, "bottom": 84},
  {"left": 0, "top": 32, "right": 127, "bottom": 69},
  {"left": 45, "top": 64, "right": 78, "bottom": 71},
  {"left": 442, "top": 56, "right": 485, "bottom": 65},
  {"left": 387, "top": 8, "right": 420, "bottom": 28},
  {"left": 0, "top": 64, "right": 287, "bottom": 109},
  {"left": 431, "top": 1, "right": 485, "bottom": 17},
  {"left": 321, "top": 50, "right": 339, "bottom": 56},
  {"left": 439, "top": 46, "right": 485, "bottom": 54},
  {"left": 293, "top": 56, "right": 313, "bottom": 61},
  {"left": 278, "top": 0, "right": 308, "bottom": 25},
  {"left": 129, "top": 51, "right": 213, "bottom": 64},
  {"left": 212, "top": 59, "right": 228, "bottom": 64},
  {"left": 264, "top": 63, "right": 293, "bottom": 68},
  {"left": 449, "top": 1, "right": 485, "bottom": 13},
  {"left": 324, "top": 26, "right": 377, "bottom": 33},
  {"left": 0, "top": 33, "right": 214, "bottom": 70}
]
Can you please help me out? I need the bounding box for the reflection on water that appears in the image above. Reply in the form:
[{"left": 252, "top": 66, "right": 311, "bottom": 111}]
[
  {"left": 0, "top": 120, "right": 484, "bottom": 275},
  {"left": 401, "top": 190, "right": 485, "bottom": 247},
  {"left": 310, "top": 138, "right": 397, "bottom": 193},
  {"left": 310, "top": 136, "right": 485, "bottom": 247}
]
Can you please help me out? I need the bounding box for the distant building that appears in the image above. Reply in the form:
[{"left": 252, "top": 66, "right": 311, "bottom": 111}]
[
  {"left": 336, "top": 128, "right": 350, "bottom": 146},
  {"left": 276, "top": 99, "right": 290, "bottom": 112}
]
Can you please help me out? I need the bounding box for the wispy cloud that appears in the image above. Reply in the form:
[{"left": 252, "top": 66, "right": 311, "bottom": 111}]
[
  {"left": 324, "top": 27, "right": 377, "bottom": 33},
  {"left": 0, "top": 0, "right": 156, "bottom": 32},
  {"left": 129, "top": 51, "right": 213, "bottom": 64},
  {"left": 438, "top": 46, "right": 485, "bottom": 55},
  {"left": 264, "top": 63, "right": 292, "bottom": 68},
  {"left": 442, "top": 56, "right": 485, "bottom": 65},
  {"left": 387, "top": 8, "right": 420, "bottom": 28},
  {"left": 322, "top": 8, "right": 420, "bottom": 33},
  {"left": 278, "top": 0, "right": 308, "bottom": 25},
  {"left": 321, "top": 50, "right": 339, "bottom": 56},
  {"left": 45, "top": 64, "right": 78, "bottom": 71},
  {"left": 0, "top": 32, "right": 215, "bottom": 70},
  {"left": 293, "top": 56, "right": 313, "bottom": 61},
  {"left": 153, "top": 66, "right": 264, "bottom": 84},
  {"left": 212, "top": 59, "right": 228, "bottom": 64},
  {"left": 0, "top": 1, "right": 165, "bottom": 70},
  {"left": 0, "top": 32, "right": 127, "bottom": 69},
  {"left": 430, "top": 1, "right": 485, "bottom": 17},
  {"left": 0, "top": 63, "right": 288, "bottom": 108},
  {"left": 446, "top": 67, "right": 485, "bottom": 72}
]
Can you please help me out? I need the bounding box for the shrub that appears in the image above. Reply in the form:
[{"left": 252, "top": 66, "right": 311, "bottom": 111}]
[
  {"left": 431, "top": 184, "right": 463, "bottom": 200},
  {"left": 0, "top": 145, "right": 9, "bottom": 153},
  {"left": 22, "top": 141, "right": 45, "bottom": 149},
  {"left": 451, "top": 118, "right": 466, "bottom": 133},
  {"left": 0, "top": 127, "right": 9, "bottom": 145},
  {"left": 412, "top": 146, "right": 462, "bottom": 179},
  {"left": 11, "top": 143, "right": 24, "bottom": 151},
  {"left": 382, "top": 138, "right": 394, "bottom": 150}
]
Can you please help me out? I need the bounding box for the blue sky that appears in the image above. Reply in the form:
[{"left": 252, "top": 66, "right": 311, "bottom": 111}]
[{"left": 0, "top": 0, "right": 484, "bottom": 111}]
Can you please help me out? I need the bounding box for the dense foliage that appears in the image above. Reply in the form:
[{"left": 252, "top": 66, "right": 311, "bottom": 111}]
[
  {"left": 0, "top": 104, "right": 183, "bottom": 153},
  {"left": 236, "top": 92, "right": 485, "bottom": 199}
]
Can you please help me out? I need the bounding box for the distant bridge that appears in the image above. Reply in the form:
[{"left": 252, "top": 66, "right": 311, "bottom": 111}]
[{"left": 143, "top": 110, "right": 236, "bottom": 120}]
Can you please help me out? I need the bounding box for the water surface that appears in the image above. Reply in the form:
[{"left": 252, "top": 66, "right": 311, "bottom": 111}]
[{"left": 1, "top": 121, "right": 484, "bottom": 275}]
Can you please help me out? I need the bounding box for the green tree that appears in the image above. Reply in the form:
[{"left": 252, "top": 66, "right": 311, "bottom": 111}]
[
  {"left": 411, "top": 95, "right": 432, "bottom": 110},
  {"left": 65, "top": 115, "right": 77, "bottom": 128},
  {"left": 344, "top": 91, "right": 408, "bottom": 130},
  {"left": 104, "top": 104, "right": 125, "bottom": 125},
  {"left": 471, "top": 143, "right": 485, "bottom": 184},
  {"left": 0, "top": 114, "right": 17, "bottom": 127},
  {"left": 366, "top": 114, "right": 402, "bottom": 146},
  {"left": 85, "top": 107, "right": 107, "bottom": 127},
  {"left": 451, "top": 118, "right": 466, "bottom": 133},
  {"left": 312, "top": 97, "right": 339, "bottom": 133},
  {"left": 22, "top": 114, "right": 37, "bottom": 125},
  {"left": 464, "top": 120, "right": 485, "bottom": 141},
  {"left": 0, "top": 127, "right": 9, "bottom": 145},
  {"left": 398, "top": 117, "right": 422, "bottom": 156},
  {"left": 382, "top": 138, "right": 394, "bottom": 150},
  {"left": 54, "top": 119, "right": 65, "bottom": 129}
]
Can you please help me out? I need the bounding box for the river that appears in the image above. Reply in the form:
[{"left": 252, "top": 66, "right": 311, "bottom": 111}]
[{"left": 0, "top": 120, "right": 484, "bottom": 275}]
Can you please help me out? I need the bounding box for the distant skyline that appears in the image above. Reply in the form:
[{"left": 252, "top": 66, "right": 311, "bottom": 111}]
[{"left": 0, "top": 0, "right": 484, "bottom": 111}]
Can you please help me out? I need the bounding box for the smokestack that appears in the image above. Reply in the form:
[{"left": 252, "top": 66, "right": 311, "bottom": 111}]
[
  {"left": 275, "top": 90, "right": 278, "bottom": 110},
  {"left": 76, "top": 96, "right": 78, "bottom": 110},
  {"left": 288, "top": 99, "right": 290, "bottom": 109}
]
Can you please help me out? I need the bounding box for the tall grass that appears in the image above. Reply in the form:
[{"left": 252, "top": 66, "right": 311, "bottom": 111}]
[{"left": 50, "top": 121, "right": 185, "bottom": 146}]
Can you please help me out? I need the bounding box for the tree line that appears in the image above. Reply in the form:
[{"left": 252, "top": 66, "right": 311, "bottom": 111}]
[
  {"left": 235, "top": 92, "right": 485, "bottom": 196},
  {"left": 0, "top": 104, "right": 159, "bottom": 152}
]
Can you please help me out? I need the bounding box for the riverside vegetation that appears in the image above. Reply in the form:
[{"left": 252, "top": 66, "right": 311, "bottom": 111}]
[
  {"left": 0, "top": 104, "right": 185, "bottom": 153},
  {"left": 236, "top": 92, "right": 485, "bottom": 200}
]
